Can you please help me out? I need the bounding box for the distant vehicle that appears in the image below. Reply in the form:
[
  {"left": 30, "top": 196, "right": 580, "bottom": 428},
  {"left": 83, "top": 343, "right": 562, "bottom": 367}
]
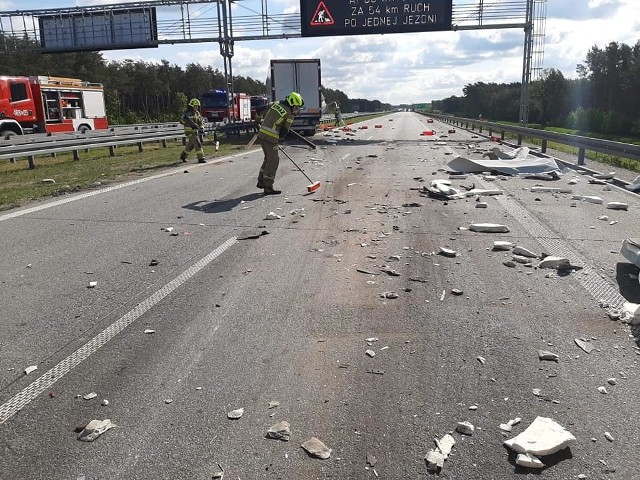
[
  {"left": 200, "top": 89, "right": 251, "bottom": 124},
  {"left": 268, "top": 59, "right": 322, "bottom": 136},
  {"left": 0, "top": 75, "right": 108, "bottom": 136},
  {"left": 427, "top": 117, "right": 434, "bottom": 123},
  {"left": 250, "top": 95, "right": 269, "bottom": 121}
]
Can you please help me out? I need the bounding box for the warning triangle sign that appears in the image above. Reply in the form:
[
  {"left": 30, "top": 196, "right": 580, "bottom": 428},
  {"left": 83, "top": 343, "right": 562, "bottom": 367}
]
[{"left": 310, "top": 1, "right": 334, "bottom": 26}]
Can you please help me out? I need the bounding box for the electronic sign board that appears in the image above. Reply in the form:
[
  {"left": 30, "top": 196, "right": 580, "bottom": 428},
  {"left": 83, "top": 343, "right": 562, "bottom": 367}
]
[
  {"left": 300, "top": 0, "right": 452, "bottom": 37},
  {"left": 39, "top": 8, "right": 158, "bottom": 52}
]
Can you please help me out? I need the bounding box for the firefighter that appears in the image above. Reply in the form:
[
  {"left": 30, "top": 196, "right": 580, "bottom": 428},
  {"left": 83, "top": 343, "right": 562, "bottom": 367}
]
[
  {"left": 256, "top": 92, "right": 304, "bottom": 195},
  {"left": 180, "top": 98, "right": 206, "bottom": 163},
  {"left": 334, "top": 105, "right": 345, "bottom": 127}
]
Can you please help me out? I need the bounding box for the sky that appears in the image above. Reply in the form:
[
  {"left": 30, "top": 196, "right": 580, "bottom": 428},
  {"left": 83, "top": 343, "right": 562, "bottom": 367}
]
[{"left": 1, "top": 0, "right": 639, "bottom": 105}]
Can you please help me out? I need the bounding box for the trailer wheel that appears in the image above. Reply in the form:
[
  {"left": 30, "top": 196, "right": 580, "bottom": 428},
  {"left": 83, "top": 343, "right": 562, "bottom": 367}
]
[
  {"left": 78, "top": 125, "right": 91, "bottom": 134},
  {"left": 0, "top": 130, "right": 17, "bottom": 139}
]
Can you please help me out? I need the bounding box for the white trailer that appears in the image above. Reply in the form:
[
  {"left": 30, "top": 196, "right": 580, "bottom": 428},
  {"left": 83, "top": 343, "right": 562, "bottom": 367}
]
[{"left": 269, "top": 59, "right": 322, "bottom": 136}]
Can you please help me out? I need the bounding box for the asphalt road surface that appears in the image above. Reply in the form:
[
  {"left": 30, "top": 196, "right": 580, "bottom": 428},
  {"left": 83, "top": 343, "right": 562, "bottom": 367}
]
[{"left": 1, "top": 112, "right": 639, "bottom": 479}]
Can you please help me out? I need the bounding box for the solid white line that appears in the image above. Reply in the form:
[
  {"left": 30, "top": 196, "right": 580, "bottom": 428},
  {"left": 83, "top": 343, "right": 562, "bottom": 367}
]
[
  {"left": 0, "top": 151, "right": 258, "bottom": 223},
  {"left": 0, "top": 236, "right": 238, "bottom": 424},
  {"left": 341, "top": 154, "right": 351, "bottom": 160}
]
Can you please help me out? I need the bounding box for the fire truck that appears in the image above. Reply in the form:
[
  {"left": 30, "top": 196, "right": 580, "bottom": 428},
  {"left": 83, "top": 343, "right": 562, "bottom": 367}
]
[
  {"left": 0, "top": 75, "right": 109, "bottom": 137},
  {"left": 200, "top": 89, "right": 251, "bottom": 124}
]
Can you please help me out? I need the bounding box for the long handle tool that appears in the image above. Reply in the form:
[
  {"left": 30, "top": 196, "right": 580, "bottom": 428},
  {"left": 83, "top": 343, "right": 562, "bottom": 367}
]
[
  {"left": 278, "top": 145, "right": 321, "bottom": 193},
  {"left": 289, "top": 129, "right": 317, "bottom": 149}
]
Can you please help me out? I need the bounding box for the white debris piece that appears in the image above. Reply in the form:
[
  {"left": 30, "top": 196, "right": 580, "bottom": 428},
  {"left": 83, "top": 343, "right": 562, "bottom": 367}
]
[
  {"left": 439, "top": 246, "right": 457, "bottom": 257},
  {"left": 264, "top": 212, "right": 282, "bottom": 220},
  {"left": 538, "top": 350, "right": 560, "bottom": 362},
  {"left": 512, "top": 246, "right": 538, "bottom": 258},
  {"left": 493, "top": 241, "right": 514, "bottom": 251},
  {"left": 301, "top": 437, "right": 331, "bottom": 459},
  {"left": 365, "top": 349, "right": 376, "bottom": 358},
  {"left": 476, "top": 202, "right": 488, "bottom": 208},
  {"left": 607, "top": 202, "right": 628, "bottom": 210},
  {"left": 572, "top": 195, "right": 603, "bottom": 204},
  {"left": 434, "top": 433, "right": 456, "bottom": 459},
  {"left": 538, "top": 256, "right": 571, "bottom": 269},
  {"left": 607, "top": 378, "right": 617, "bottom": 385},
  {"left": 516, "top": 453, "right": 545, "bottom": 469},
  {"left": 504, "top": 417, "right": 576, "bottom": 456},
  {"left": 24, "top": 365, "right": 38, "bottom": 375},
  {"left": 598, "top": 386, "right": 608, "bottom": 394},
  {"left": 625, "top": 175, "right": 640, "bottom": 192},
  {"left": 83, "top": 392, "right": 98, "bottom": 400},
  {"left": 620, "top": 302, "right": 640, "bottom": 325},
  {"left": 267, "top": 420, "right": 291, "bottom": 441},
  {"left": 620, "top": 239, "right": 640, "bottom": 268},
  {"left": 604, "top": 432, "right": 614, "bottom": 442},
  {"left": 227, "top": 407, "right": 244, "bottom": 419},
  {"left": 88, "top": 281, "right": 98, "bottom": 288},
  {"left": 574, "top": 338, "right": 595, "bottom": 354},
  {"left": 512, "top": 255, "right": 532, "bottom": 264},
  {"left": 425, "top": 450, "right": 445, "bottom": 471},
  {"left": 77, "top": 419, "right": 116, "bottom": 442},
  {"left": 456, "top": 421, "right": 475, "bottom": 435},
  {"left": 469, "top": 223, "right": 509, "bottom": 233},
  {"left": 144, "top": 329, "right": 156, "bottom": 334},
  {"left": 593, "top": 172, "right": 615, "bottom": 180},
  {"left": 366, "top": 337, "right": 379, "bottom": 342},
  {"left": 477, "top": 356, "right": 486, "bottom": 364}
]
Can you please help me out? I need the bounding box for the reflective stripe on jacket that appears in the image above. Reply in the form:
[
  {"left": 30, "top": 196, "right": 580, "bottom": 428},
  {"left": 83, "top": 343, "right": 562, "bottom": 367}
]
[{"left": 258, "top": 101, "right": 294, "bottom": 143}]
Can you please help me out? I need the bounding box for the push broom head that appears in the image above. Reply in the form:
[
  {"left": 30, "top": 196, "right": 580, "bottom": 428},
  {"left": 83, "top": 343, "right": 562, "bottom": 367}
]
[{"left": 307, "top": 181, "right": 321, "bottom": 193}]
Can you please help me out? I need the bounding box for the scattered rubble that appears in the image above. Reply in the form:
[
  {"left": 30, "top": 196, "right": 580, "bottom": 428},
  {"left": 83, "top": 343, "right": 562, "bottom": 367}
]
[
  {"left": 537, "top": 350, "right": 559, "bottom": 362},
  {"left": 448, "top": 146, "right": 561, "bottom": 176},
  {"left": 301, "top": 437, "right": 331, "bottom": 459},
  {"left": 227, "top": 407, "right": 244, "bottom": 419},
  {"left": 469, "top": 223, "right": 510, "bottom": 233},
  {"left": 456, "top": 421, "right": 474, "bottom": 435},
  {"left": 24, "top": 365, "right": 37, "bottom": 375},
  {"left": 266, "top": 420, "right": 291, "bottom": 441},
  {"left": 574, "top": 338, "right": 595, "bottom": 354}
]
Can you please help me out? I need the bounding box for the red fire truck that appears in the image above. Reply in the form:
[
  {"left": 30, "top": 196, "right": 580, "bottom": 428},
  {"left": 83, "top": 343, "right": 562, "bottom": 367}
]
[
  {"left": 0, "top": 75, "right": 109, "bottom": 137},
  {"left": 200, "top": 89, "right": 251, "bottom": 124}
]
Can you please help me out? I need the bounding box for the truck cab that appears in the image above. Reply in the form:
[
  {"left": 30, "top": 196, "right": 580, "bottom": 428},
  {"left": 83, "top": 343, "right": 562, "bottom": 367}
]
[{"left": 0, "top": 77, "right": 38, "bottom": 136}]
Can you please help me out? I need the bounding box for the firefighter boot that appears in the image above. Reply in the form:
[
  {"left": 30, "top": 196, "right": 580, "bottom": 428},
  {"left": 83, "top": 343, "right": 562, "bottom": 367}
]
[
  {"left": 180, "top": 152, "right": 188, "bottom": 162},
  {"left": 198, "top": 157, "right": 206, "bottom": 164},
  {"left": 263, "top": 186, "right": 282, "bottom": 195}
]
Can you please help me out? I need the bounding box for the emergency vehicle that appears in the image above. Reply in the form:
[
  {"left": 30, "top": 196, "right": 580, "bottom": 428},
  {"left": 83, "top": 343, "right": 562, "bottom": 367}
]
[
  {"left": 200, "top": 89, "right": 251, "bottom": 124},
  {"left": 0, "top": 75, "right": 109, "bottom": 137}
]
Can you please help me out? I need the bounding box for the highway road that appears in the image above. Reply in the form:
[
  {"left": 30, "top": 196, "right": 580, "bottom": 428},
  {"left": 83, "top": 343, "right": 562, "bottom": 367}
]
[{"left": 1, "top": 112, "right": 639, "bottom": 479}]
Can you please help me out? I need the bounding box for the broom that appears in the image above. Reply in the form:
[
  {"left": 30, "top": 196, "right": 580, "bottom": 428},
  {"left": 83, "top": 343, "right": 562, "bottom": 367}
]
[{"left": 278, "top": 145, "right": 321, "bottom": 192}]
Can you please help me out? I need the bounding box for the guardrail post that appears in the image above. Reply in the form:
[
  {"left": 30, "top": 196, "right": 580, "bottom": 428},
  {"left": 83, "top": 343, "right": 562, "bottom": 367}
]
[
  {"left": 479, "top": 125, "right": 483, "bottom": 134},
  {"left": 501, "top": 131, "right": 505, "bottom": 140},
  {"left": 28, "top": 155, "right": 36, "bottom": 169},
  {"left": 109, "top": 146, "right": 116, "bottom": 157},
  {"left": 73, "top": 150, "right": 80, "bottom": 160},
  {"left": 488, "top": 128, "right": 493, "bottom": 136},
  {"left": 517, "top": 134, "right": 523, "bottom": 146},
  {"left": 578, "top": 147, "right": 585, "bottom": 165},
  {"left": 182, "top": 137, "right": 186, "bottom": 146},
  {"left": 161, "top": 139, "right": 168, "bottom": 148},
  {"left": 541, "top": 139, "right": 547, "bottom": 153},
  {"left": 137, "top": 142, "right": 144, "bottom": 152}
]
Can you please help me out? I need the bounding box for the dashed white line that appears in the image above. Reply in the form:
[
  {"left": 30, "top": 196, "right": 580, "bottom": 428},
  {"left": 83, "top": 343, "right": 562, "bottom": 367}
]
[{"left": 0, "top": 236, "right": 238, "bottom": 424}]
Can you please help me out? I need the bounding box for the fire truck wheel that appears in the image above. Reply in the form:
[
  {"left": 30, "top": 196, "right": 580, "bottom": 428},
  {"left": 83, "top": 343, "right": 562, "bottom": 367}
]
[
  {"left": 0, "top": 130, "right": 17, "bottom": 139},
  {"left": 77, "top": 125, "right": 91, "bottom": 134}
]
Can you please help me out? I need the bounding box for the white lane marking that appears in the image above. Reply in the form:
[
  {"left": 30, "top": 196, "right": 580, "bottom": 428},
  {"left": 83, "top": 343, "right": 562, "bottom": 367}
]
[
  {"left": 341, "top": 154, "right": 351, "bottom": 160},
  {"left": 0, "top": 236, "right": 238, "bottom": 424},
  {"left": 0, "top": 151, "right": 257, "bottom": 223}
]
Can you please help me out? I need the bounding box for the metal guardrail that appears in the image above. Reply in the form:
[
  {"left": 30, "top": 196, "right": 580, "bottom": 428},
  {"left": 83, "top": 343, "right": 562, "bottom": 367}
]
[
  {"left": 425, "top": 113, "right": 640, "bottom": 164},
  {"left": 0, "top": 124, "right": 185, "bottom": 169}
]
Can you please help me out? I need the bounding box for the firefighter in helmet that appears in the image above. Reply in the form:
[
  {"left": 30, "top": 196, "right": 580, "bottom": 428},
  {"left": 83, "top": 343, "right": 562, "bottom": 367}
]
[
  {"left": 180, "top": 98, "right": 206, "bottom": 163},
  {"left": 256, "top": 92, "right": 304, "bottom": 195}
]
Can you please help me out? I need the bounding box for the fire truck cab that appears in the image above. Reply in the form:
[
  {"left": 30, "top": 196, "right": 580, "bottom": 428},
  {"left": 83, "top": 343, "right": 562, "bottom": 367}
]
[{"left": 0, "top": 75, "right": 108, "bottom": 137}]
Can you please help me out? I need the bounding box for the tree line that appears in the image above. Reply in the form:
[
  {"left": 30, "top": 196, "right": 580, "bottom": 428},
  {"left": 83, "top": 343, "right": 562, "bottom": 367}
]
[
  {"left": 0, "top": 35, "right": 391, "bottom": 124},
  {"left": 432, "top": 40, "right": 640, "bottom": 137},
  {"left": 3, "top": 34, "right": 636, "bottom": 136}
]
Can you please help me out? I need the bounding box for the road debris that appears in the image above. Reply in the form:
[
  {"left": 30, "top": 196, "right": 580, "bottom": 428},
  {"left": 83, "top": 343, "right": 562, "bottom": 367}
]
[
  {"left": 620, "top": 238, "right": 640, "bottom": 268},
  {"left": 448, "top": 146, "right": 561, "bottom": 176},
  {"left": 380, "top": 291, "right": 399, "bottom": 299},
  {"left": 266, "top": 420, "right": 291, "bottom": 441},
  {"left": 493, "top": 241, "right": 514, "bottom": 250},
  {"left": 439, "top": 246, "right": 457, "bottom": 257},
  {"left": 24, "top": 365, "right": 38, "bottom": 375},
  {"left": 366, "top": 452, "right": 378, "bottom": 467},
  {"left": 456, "top": 421, "right": 474, "bottom": 435},
  {"left": 301, "top": 437, "right": 331, "bottom": 459},
  {"left": 516, "top": 452, "right": 545, "bottom": 468},
  {"left": 574, "top": 338, "right": 595, "bottom": 354},
  {"left": 424, "top": 450, "right": 445, "bottom": 472},
  {"left": 469, "top": 223, "right": 510, "bottom": 233},
  {"left": 365, "top": 349, "right": 376, "bottom": 357},
  {"left": 572, "top": 195, "right": 603, "bottom": 204},
  {"left": 77, "top": 419, "right": 116, "bottom": 442},
  {"left": 87, "top": 281, "right": 98, "bottom": 288},
  {"left": 537, "top": 256, "right": 571, "bottom": 269},
  {"left": 268, "top": 401, "right": 280, "bottom": 409},
  {"left": 144, "top": 329, "right": 156, "bottom": 334},
  {"left": 227, "top": 407, "right": 244, "bottom": 419},
  {"left": 83, "top": 392, "right": 97, "bottom": 400},
  {"left": 500, "top": 417, "right": 522, "bottom": 432},
  {"left": 538, "top": 350, "right": 559, "bottom": 362},
  {"left": 598, "top": 386, "right": 608, "bottom": 394},
  {"left": 504, "top": 416, "right": 576, "bottom": 456},
  {"left": 512, "top": 246, "right": 538, "bottom": 258},
  {"left": 607, "top": 202, "right": 628, "bottom": 210},
  {"left": 264, "top": 212, "right": 282, "bottom": 220},
  {"left": 604, "top": 432, "right": 614, "bottom": 442},
  {"left": 434, "top": 433, "right": 456, "bottom": 459},
  {"left": 211, "top": 463, "right": 224, "bottom": 479}
]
